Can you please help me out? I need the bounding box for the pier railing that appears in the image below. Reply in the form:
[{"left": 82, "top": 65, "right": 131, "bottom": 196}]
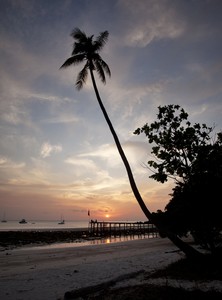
[{"left": 89, "top": 221, "right": 158, "bottom": 238}]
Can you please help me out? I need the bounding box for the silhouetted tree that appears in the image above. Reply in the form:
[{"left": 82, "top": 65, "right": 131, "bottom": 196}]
[
  {"left": 165, "top": 137, "right": 222, "bottom": 252},
  {"left": 135, "top": 104, "right": 222, "bottom": 253},
  {"left": 60, "top": 29, "right": 201, "bottom": 258}
]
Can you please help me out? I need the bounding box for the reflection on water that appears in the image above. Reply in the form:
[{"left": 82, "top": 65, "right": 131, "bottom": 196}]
[{"left": 21, "top": 234, "right": 153, "bottom": 251}]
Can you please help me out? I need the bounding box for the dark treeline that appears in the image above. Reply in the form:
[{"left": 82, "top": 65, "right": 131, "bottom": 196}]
[{"left": 135, "top": 104, "right": 222, "bottom": 254}]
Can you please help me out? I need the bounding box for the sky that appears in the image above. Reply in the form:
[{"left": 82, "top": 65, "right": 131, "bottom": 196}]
[{"left": 0, "top": 0, "right": 222, "bottom": 222}]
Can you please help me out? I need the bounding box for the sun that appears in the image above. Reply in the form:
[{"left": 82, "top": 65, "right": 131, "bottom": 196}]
[{"left": 105, "top": 214, "right": 110, "bottom": 218}]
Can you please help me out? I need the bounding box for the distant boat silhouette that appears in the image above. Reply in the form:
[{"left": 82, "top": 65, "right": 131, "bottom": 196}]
[
  {"left": 58, "top": 215, "right": 65, "bottom": 225},
  {"left": 19, "top": 218, "right": 27, "bottom": 224},
  {"left": 58, "top": 219, "right": 65, "bottom": 225},
  {"left": 1, "top": 212, "right": 7, "bottom": 223}
]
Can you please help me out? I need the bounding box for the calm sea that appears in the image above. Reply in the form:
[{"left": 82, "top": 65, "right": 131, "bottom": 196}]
[
  {"left": 0, "top": 219, "right": 152, "bottom": 249},
  {"left": 0, "top": 220, "right": 89, "bottom": 231}
]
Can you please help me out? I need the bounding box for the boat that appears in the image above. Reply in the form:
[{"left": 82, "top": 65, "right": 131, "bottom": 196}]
[
  {"left": 58, "top": 219, "right": 65, "bottom": 225},
  {"left": 58, "top": 215, "right": 65, "bottom": 225},
  {"left": 19, "top": 218, "right": 27, "bottom": 224},
  {"left": 1, "top": 213, "right": 7, "bottom": 223}
]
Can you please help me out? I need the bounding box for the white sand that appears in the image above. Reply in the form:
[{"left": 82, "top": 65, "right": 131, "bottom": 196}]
[
  {"left": 0, "top": 237, "right": 181, "bottom": 300},
  {"left": 0, "top": 237, "right": 221, "bottom": 300}
]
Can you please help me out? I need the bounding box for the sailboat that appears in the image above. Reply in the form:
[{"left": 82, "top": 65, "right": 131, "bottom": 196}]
[
  {"left": 58, "top": 215, "right": 65, "bottom": 225},
  {"left": 1, "top": 212, "right": 7, "bottom": 223}
]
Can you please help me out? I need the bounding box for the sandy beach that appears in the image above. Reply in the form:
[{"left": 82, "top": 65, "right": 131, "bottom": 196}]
[
  {"left": 0, "top": 237, "right": 183, "bottom": 300},
  {"left": 1, "top": 236, "right": 222, "bottom": 300}
]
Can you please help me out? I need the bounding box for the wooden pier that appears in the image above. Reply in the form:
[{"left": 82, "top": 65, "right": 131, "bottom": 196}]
[{"left": 89, "top": 221, "right": 158, "bottom": 238}]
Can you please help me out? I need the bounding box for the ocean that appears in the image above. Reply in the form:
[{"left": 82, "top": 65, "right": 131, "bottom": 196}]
[
  {"left": 0, "top": 219, "right": 154, "bottom": 249},
  {"left": 0, "top": 220, "right": 89, "bottom": 231}
]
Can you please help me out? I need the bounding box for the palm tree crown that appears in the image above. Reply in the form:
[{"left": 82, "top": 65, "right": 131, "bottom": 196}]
[{"left": 60, "top": 28, "right": 111, "bottom": 90}]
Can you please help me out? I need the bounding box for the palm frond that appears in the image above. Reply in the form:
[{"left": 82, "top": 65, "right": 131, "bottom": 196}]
[
  {"left": 100, "top": 59, "right": 111, "bottom": 77},
  {"left": 94, "top": 31, "right": 109, "bottom": 52},
  {"left": 72, "top": 42, "right": 80, "bottom": 55},
  {"left": 93, "top": 53, "right": 111, "bottom": 78},
  {"left": 94, "top": 60, "right": 106, "bottom": 84},
  {"left": 71, "top": 28, "right": 87, "bottom": 42},
  {"left": 75, "top": 64, "right": 88, "bottom": 90},
  {"left": 60, "top": 54, "right": 85, "bottom": 69},
  {"left": 72, "top": 42, "right": 86, "bottom": 55}
]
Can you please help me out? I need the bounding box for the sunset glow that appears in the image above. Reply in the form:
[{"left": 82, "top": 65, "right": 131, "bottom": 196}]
[{"left": 0, "top": 1, "right": 221, "bottom": 221}]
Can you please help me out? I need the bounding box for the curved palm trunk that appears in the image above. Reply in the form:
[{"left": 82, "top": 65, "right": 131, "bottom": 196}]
[
  {"left": 89, "top": 68, "right": 202, "bottom": 259},
  {"left": 89, "top": 69, "right": 151, "bottom": 219}
]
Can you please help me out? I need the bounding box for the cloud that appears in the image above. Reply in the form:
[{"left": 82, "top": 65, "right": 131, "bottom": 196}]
[
  {"left": 40, "top": 142, "right": 62, "bottom": 158},
  {"left": 79, "top": 143, "right": 121, "bottom": 168},
  {"left": 65, "top": 157, "right": 97, "bottom": 170},
  {"left": 1, "top": 103, "right": 30, "bottom": 125},
  {"left": 42, "top": 113, "right": 79, "bottom": 124},
  {"left": 83, "top": 141, "right": 148, "bottom": 167},
  {"left": 0, "top": 156, "right": 25, "bottom": 169},
  {"left": 118, "top": 0, "right": 185, "bottom": 47}
]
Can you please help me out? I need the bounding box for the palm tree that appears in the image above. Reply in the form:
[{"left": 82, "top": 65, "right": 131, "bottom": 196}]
[{"left": 60, "top": 28, "right": 202, "bottom": 258}]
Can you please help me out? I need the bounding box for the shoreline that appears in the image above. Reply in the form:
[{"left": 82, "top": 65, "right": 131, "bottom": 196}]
[
  {"left": 0, "top": 228, "right": 90, "bottom": 250},
  {"left": 0, "top": 228, "right": 156, "bottom": 250}
]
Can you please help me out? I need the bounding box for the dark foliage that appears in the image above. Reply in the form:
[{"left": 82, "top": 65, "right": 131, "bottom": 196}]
[{"left": 135, "top": 105, "right": 222, "bottom": 252}]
